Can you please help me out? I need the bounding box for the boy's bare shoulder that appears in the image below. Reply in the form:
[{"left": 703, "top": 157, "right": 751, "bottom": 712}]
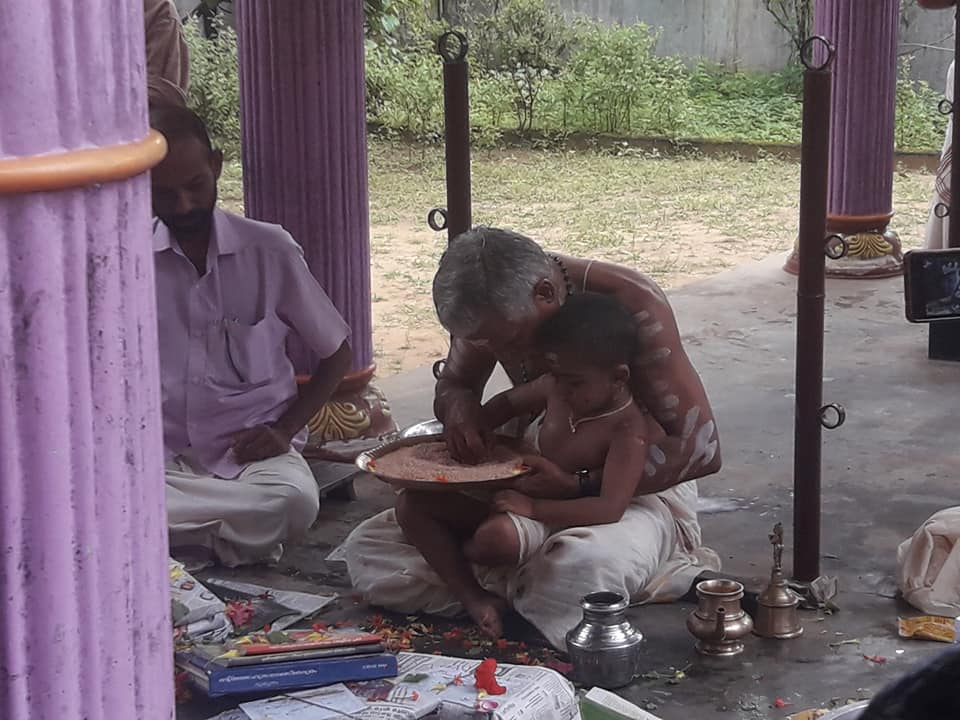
[{"left": 612, "top": 406, "right": 651, "bottom": 442}]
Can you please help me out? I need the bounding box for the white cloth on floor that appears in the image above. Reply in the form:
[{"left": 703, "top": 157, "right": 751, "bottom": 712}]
[
  {"left": 897, "top": 506, "right": 960, "bottom": 616},
  {"left": 166, "top": 448, "right": 319, "bottom": 567},
  {"left": 342, "top": 480, "right": 719, "bottom": 649}
]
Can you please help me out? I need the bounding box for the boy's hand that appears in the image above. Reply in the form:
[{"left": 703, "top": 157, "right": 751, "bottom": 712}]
[
  {"left": 492, "top": 489, "right": 535, "bottom": 518},
  {"left": 515, "top": 455, "right": 580, "bottom": 499}
]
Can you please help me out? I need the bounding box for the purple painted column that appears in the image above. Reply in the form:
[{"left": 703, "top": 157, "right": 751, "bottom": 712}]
[
  {"left": 785, "top": 0, "right": 904, "bottom": 278},
  {"left": 236, "top": 0, "right": 373, "bottom": 374},
  {"left": 0, "top": 1, "right": 172, "bottom": 719}
]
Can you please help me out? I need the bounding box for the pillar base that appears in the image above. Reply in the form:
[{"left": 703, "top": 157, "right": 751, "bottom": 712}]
[
  {"left": 297, "top": 365, "right": 398, "bottom": 462},
  {"left": 784, "top": 229, "right": 903, "bottom": 278}
]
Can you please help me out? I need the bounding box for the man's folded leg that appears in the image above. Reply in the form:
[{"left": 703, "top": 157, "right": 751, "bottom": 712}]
[{"left": 166, "top": 449, "right": 320, "bottom": 567}]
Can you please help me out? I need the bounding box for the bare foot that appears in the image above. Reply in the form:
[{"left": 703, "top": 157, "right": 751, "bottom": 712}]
[{"left": 463, "top": 591, "right": 507, "bottom": 638}]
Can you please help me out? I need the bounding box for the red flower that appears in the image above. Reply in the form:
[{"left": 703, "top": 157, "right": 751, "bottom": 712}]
[
  {"left": 774, "top": 698, "right": 792, "bottom": 709},
  {"left": 474, "top": 658, "right": 507, "bottom": 695}
]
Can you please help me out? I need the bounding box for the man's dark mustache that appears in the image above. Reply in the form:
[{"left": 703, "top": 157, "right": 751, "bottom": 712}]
[{"left": 165, "top": 210, "right": 212, "bottom": 230}]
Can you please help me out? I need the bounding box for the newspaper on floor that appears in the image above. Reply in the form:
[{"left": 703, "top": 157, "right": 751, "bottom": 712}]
[
  {"left": 203, "top": 577, "right": 337, "bottom": 633},
  {"left": 241, "top": 683, "right": 368, "bottom": 720},
  {"left": 205, "top": 711, "right": 249, "bottom": 720},
  {"left": 204, "top": 652, "right": 580, "bottom": 720},
  {"left": 170, "top": 559, "right": 232, "bottom": 643},
  {"left": 350, "top": 651, "right": 581, "bottom": 720}
]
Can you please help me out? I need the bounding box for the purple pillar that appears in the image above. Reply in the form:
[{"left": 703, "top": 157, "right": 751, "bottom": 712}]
[
  {"left": 236, "top": 0, "right": 373, "bottom": 374},
  {"left": 785, "top": 0, "right": 904, "bottom": 278},
  {"left": 0, "top": 1, "right": 172, "bottom": 718}
]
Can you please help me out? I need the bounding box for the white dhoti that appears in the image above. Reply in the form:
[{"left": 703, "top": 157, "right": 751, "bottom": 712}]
[
  {"left": 166, "top": 448, "right": 320, "bottom": 567},
  {"left": 341, "top": 480, "right": 720, "bottom": 649}
]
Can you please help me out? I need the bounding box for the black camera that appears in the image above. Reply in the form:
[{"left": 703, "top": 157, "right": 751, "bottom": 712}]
[{"left": 904, "top": 248, "right": 960, "bottom": 322}]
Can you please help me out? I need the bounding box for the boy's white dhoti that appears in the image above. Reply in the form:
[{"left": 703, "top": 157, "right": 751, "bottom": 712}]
[
  {"left": 341, "top": 480, "right": 719, "bottom": 649},
  {"left": 166, "top": 448, "right": 320, "bottom": 567}
]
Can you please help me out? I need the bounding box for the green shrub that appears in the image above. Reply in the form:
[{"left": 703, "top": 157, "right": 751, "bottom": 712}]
[
  {"left": 466, "top": 0, "right": 574, "bottom": 132},
  {"left": 681, "top": 62, "right": 802, "bottom": 144},
  {"left": 183, "top": 17, "right": 241, "bottom": 158},
  {"left": 560, "top": 22, "right": 688, "bottom": 135},
  {"left": 181, "top": 0, "right": 947, "bottom": 155},
  {"left": 365, "top": 42, "right": 444, "bottom": 141},
  {"left": 895, "top": 56, "right": 947, "bottom": 152}
]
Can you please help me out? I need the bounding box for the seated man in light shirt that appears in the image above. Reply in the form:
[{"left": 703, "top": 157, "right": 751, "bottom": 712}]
[{"left": 149, "top": 104, "right": 352, "bottom": 567}]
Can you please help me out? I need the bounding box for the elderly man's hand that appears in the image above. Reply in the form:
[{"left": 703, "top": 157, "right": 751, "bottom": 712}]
[
  {"left": 515, "top": 455, "right": 580, "bottom": 499},
  {"left": 443, "top": 396, "right": 492, "bottom": 464},
  {"left": 232, "top": 424, "right": 293, "bottom": 463}
]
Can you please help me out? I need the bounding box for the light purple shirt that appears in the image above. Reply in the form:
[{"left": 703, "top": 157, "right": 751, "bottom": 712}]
[{"left": 154, "top": 209, "right": 350, "bottom": 479}]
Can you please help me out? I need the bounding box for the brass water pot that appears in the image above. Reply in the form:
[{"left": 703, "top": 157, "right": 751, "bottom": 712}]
[
  {"left": 754, "top": 566, "right": 803, "bottom": 638},
  {"left": 686, "top": 579, "right": 753, "bottom": 656}
]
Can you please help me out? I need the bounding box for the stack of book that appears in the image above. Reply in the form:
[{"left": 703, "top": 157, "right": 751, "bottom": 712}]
[{"left": 176, "top": 628, "right": 397, "bottom": 698}]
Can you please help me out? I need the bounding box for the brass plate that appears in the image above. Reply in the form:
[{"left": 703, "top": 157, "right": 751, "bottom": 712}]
[{"left": 355, "top": 433, "right": 531, "bottom": 491}]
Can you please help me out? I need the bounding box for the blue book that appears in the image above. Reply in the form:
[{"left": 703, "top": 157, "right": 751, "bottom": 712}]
[{"left": 176, "top": 649, "right": 397, "bottom": 698}]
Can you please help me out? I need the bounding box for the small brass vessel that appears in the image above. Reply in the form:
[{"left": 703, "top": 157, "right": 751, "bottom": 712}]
[
  {"left": 754, "top": 523, "right": 803, "bottom": 639},
  {"left": 686, "top": 579, "right": 753, "bottom": 656}
]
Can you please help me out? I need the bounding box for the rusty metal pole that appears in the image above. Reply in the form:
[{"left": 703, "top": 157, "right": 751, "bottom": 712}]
[
  {"left": 950, "top": 7, "right": 960, "bottom": 249},
  {"left": 430, "top": 30, "right": 472, "bottom": 244},
  {"left": 429, "top": 31, "right": 473, "bottom": 382},
  {"left": 793, "top": 37, "right": 838, "bottom": 583},
  {"left": 928, "top": 4, "right": 960, "bottom": 360}
]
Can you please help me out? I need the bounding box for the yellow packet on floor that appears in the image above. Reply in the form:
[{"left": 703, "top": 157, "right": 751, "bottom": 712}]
[
  {"left": 897, "top": 615, "right": 958, "bottom": 643},
  {"left": 787, "top": 710, "right": 830, "bottom": 720}
]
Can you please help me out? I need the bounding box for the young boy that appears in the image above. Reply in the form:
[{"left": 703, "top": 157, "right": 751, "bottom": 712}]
[{"left": 462, "top": 292, "right": 652, "bottom": 573}]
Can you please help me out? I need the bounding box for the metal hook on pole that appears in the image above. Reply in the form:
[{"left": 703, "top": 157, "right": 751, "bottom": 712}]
[
  {"left": 437, "top": 30, "right": 468, "bottom": 64},
  {"left": 427, "top": 207, "right": 448, "bottom": 232},
  {"left": 819, "top": 403, "right": 846, "bottom": 430},
  {"left": 824, "top": 234, "right": 848, "bottom": 260},
  {"left": 799, "top": 36, "right": 836, "bottom": 72}
]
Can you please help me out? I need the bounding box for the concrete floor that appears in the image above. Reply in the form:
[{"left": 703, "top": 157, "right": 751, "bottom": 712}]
[{"left": 179, "top": 254, "right": 960, "bottom": 720}]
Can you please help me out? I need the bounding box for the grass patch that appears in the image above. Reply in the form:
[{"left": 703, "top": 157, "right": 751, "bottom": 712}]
[{"left": 220, "top": 139, "right": 936, "bottom": 374}]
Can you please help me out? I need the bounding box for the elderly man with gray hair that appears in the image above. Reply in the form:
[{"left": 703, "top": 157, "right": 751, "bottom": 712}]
[{"left": 342, "top": 227, "right": 721, "bottom": 647}]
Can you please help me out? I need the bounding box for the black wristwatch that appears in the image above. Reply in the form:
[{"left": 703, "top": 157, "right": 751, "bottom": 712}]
[{"left": 576, "top": 469, "right": 592, "bottom": 497}]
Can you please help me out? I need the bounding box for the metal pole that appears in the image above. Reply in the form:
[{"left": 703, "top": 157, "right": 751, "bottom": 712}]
[
  {"left": 950, "top": 6, "right": 960, "bottom": 249},
  {"left": 439, "top": 30, "right": 472, "bottom": 243},
  {"left": 929, "top": 5, "right": 960, "bottom": 360},
  {"left": 793, "top": 37, "right": 837, "bottom": 583}
]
